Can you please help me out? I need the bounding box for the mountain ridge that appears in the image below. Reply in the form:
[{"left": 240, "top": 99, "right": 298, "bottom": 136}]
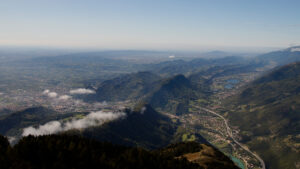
[{"left": 225, "top": 62, "right": 300, "bottom": 169}]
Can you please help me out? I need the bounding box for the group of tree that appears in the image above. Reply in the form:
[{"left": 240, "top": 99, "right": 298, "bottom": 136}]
[{"left": 0, "top": 134, "right": 239, "bottom": 169}]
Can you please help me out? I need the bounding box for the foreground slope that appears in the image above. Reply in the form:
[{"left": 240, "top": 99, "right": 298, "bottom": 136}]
[
  {"left": 226, "top": 62, "right": 300, "bottom": 169},
  {"left": 0, "top": 135, "right": 239, "bottom": 169}
]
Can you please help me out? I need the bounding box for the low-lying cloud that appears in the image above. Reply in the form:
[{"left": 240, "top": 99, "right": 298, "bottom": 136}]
[
  {"left": 42, "top": 89, "right": 50, "bottom": 94},
  {"left": 7, "top": 136, "right": 16, "bottom": 144},
  {"left": 140, "top": 106, "right": 147, "bottom": 114},
  {"left": 42, "top": 89, "right": 71, "bottom": 101},
  {"left": 22, "top": 111, "right": 126, "bottom": 136},
  {"left": 43, "top": 90, "right": 58, "bottom": 98},
  {"left": 291, "top": 48, "right": 300, "bottom": 52},
  {"left": 58, "top": 95, "right": 72, "bottom": 101},
  {"left": 48, "top": 92, "right": 58, "bottom": 98},
  {"left": 70, "top": 88, "right": 96, "bottom": 94}
]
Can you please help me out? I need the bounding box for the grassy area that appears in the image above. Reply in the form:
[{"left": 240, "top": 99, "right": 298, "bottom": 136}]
[{"left": 182, "top": 133, "right": 196, "bottom": 142}]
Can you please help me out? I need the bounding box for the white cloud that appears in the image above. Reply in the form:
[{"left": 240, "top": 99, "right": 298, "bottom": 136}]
[
  {"left": 57, "top": 95, "right": 72, "bottom": 101},
  {"left": 140, "top": 106, "right": 147, "bottom": 114},
  {"left": 70, "top": 88, "right": 96, "bottom": 94},
  {"left": 42, "top": 89, "right": 50, "bottom": 94},
  {"left": 23, "top": 121, "right": 62, "bottom": 136},
  {"left": 64, "top": 111, "right": 124, "bottom": 130},
  {"left": 169, "top": 55, "right": 175, "bottom": 59},
  {"left": 48, "top": 92, "right": 58, "bottom": 98},
  {"left": 42, "top": 89, "right": 58, "bottom": 98},
  {"left": 93, "top": 101, "right": 108, "bottom": 108},
  {"left": 7, "top": 136, "right": 16, "bottom": 144},
  {"left": 22, "top": 111, "right": 126, "bottom": 136},
  {"left": 291, "top": 48, "right": 300, "bottom": 52}
]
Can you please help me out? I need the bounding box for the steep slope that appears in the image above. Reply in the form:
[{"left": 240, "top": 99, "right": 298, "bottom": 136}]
[
  {"left": 0, "top": 135, "right": 239, "bottom": 169},
  {"left": 0, "top": 107, "right": 57, "bottom": 136},
  {"left": 90, "top": 71, "right": 161, "bottom": 102},
  {"left": 225, "top": 62, "right": 300, "bottom": 169},
  {"left": 148, "top": 75, "right": 201, "bottom": 115},
  {"left": 70, "top": 104, "right": 200, "bottom": 149}
]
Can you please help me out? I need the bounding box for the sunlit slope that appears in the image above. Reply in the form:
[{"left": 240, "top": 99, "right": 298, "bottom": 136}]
[{"left": 226, "top": 62, "right": 300, "bottom": 169}]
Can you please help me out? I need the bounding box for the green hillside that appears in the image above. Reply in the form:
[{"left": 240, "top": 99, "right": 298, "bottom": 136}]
[
  {"left": 70, "top": 104, "right": 208, "bottom": 149},
  {"left": 90, "top": 72, "right": 210, "bottom": 115},
  {"left": 225, "top": 62, "right": 300, "bottom": 169},
  {"left": 148, "top": 74, "right": 202, "bottom": 115},
  {"left": 91, "top": 71, "right": 161, "bottom": 101}
]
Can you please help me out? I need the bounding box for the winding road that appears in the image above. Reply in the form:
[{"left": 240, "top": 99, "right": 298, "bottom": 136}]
[{"left": 195, "top": 106, "right": 266, "bottom": 169}]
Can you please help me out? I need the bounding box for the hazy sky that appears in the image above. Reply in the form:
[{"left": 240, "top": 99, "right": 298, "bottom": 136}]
[{"left": 1, "top": 0, "right": 300, "bottom": 50}]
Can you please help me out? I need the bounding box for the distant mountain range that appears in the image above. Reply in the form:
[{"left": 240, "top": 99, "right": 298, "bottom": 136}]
[
  {"left": 2, "top": 46, "right": 300, "bottom": 169},
  {"left": 257, "top": 46, "right": 300, "bottom": 66},
  {"left": 87, "top": 72, "right": 210, "bottom": 115}
]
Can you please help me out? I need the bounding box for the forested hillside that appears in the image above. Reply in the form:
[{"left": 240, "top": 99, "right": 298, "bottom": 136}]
[
  {"left": 225, "top": 62, "right": 300, "bottom": 169},
  {"left": 0, "top": 135, "right": 239, "bottom": 169}
]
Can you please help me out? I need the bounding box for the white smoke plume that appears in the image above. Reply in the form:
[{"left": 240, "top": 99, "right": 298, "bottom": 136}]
[
  {"left": 22, "top": 111, "right": 126, "bottom": 136},
  {"left": 70, "top": 88, "right": 95, "bottom": 94},
  {"left": 169, "top": 55, "right": 175, "bottom": 59}
]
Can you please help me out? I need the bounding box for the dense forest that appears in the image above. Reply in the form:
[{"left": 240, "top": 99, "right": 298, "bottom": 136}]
[{"left": 0, "top": 134, "right": 239, "bottom": 169}]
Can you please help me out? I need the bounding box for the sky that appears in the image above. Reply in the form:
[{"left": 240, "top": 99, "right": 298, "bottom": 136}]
[{"left": 1, "top": 0, "right": 300, "bottom": 51}]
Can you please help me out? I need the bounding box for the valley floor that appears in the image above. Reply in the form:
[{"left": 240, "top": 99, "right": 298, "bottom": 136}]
[{"left": 165, "top": 104, "right": 265, "bottom": 169}]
